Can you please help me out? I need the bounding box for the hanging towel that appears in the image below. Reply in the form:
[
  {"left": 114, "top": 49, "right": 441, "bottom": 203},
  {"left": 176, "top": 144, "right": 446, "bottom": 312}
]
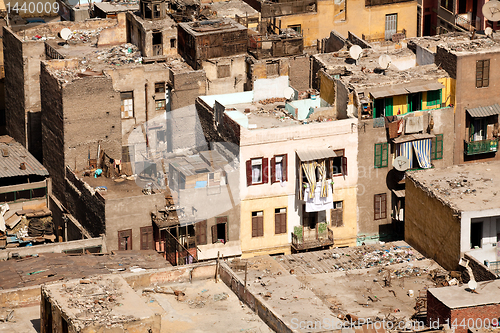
[{"left": 405, "top": 116, "right": 424, "bottom": 133}]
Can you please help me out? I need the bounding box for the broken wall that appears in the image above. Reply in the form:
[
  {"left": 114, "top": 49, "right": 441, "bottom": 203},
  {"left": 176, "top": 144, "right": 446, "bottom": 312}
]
[
  {"left": 97, "top": 12, "right": 127, "bottom": 46},
  {"left": 64, "top": 168, "right": 106, "bottom": 238},
  {"left": 170, "top": 69, "right": 207, "bottom": 109},
  {"left": 288, "top": 55, "right": 310, "bottom": 91},
  {"left": 202, "top": 55, "right": 246, "bottom": 95}
]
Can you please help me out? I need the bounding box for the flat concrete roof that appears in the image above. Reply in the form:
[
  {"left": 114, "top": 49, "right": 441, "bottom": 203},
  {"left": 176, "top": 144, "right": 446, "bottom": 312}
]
[
  {"left": 178, "top": 18, "right": 247, "bottom": 36},
  {"left": 83, "top": 175, "right": 161, "bottom": 200},
  {"left": 407, "top": 161, "right": 500, "bottom": 213},
  {"left": 208, "top": 0, "right": 258, "bottom": 18},
  {"left": 428, "top": 279, "right": 500, "bottom": 309},
  {"left": 95, "top": 1, "right": 139, "bottom": 13},
  {"left": 44, "top": 275, "right": 156, "bottom": 330},
  {"left": 408, "top": 32, "right": 500, "bottom": 55},
  {"left": 232, "top": 241, "right": 448, "bottom": 328},
  {"left": 140, "top": 279, "right": 273, "bottom": 332}
]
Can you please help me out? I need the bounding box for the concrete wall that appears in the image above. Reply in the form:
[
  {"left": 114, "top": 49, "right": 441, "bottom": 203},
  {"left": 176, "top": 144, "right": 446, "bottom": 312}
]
[
  {"left": 105, "top": 192, "right": 164, "bottom": 252},
  {"left": 127, "top": 13, "right": 177, "bottom": 58},
  {"left": 405, "top": 174, "right": 461, "bottom": 271},
  {"left": 171, "top": 69, "right": 207, "bottom": 110},
  {"left": 202, "top": 55, "right": 246, "bottom": 95},
  {"left": 218, "top": 262, "right": 293, "bottom": 333},
  {"left": 275, "top": 0, "right": 417, "bottom": 47},
  {"left": 356, "top": 118, "right": 392, "bottom": 239},
  {"left": 416, "top": 45, "right": 435, "bottom": 65},
  {"left": 97, "top": 12, "right": 127, "bottom": 47},
  {"left": 288, "top": 55, "right": 311, "bottom": 91}
]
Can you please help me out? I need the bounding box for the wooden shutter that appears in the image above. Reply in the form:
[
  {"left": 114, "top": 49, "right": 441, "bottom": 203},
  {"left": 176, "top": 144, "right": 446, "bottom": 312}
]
[
  {"left": 211, "top": 225, "right": 217, "bottom": 244},
  {"left": 246, "top": 160, "right": 252, "bottom": 186},
  {"left": 271, "top": 157, "right": 276, "bottom": 183},
  {"left": 374, "top": 194, "right": 387, "bottom": 220},
  {"left": 374, "top": 144, "right": 382, "bottom": 168},
  {"left": 252, "top": 216, "right": 258, "bottom": 237},
  {"left": 342, "top": 156, "right": 348, "bottom": 176},
  {"left": 282, "top": 154, "right": 288, "bottom": 181},
  {"left": 196, "top": 220, "right": 207, "bottom": 245},
  {"left": 258, "top": 216, "right": 264, "bottom": 237},
  {"left": 384, "top": 97, "right": 393, "bottom": 116},
  {"left": 436, "top": 134, "right": 443, "bottom": 159},
  {"left": 140, "top": 226, "right": 153, "bottom": 250},
  {"left": 275, "top": 209, "right": 286, "bottom": 234},
  {"left": 262, "top": 158, "right": 269, "bottom": 183},
  {"left": 331, "top": 207, "right": 343, "bottom": 227},
  {"left": 381, "top": 143, "right": 388, "bottom": 167},
  {"left": 118, "top": 229, "right": 132, "bottom": 251},
  {"left": 483, "top": 59, "right": 489, "bottom": 87}
]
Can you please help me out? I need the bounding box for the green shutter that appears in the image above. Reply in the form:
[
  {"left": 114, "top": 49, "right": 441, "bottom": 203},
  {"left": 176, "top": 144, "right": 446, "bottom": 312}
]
[
  {"left": 427, "top": 90, "right": 441, "bottom": 107},
  {"left": 431, "top": 134, "right": 443, "bottom": 160},
  {"left": 385, "top": 97, "right": 393, "bottom": 116},
  {"left": 374, "top": 143, "right": 389, "bottom": 168}
]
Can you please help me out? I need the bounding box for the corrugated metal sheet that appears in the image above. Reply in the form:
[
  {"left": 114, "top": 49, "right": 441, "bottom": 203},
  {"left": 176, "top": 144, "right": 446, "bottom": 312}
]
[
  {"left": 297, "top": 148, "right": 337, "bottom": 161},
  {"left": 370, "top": 86, "right": 407, "bottom": 99},
  {"left": 0, "top": 137, "right": 49, "bottom": 179},
  {"left": 467, "top": 104, "right": 500, "bottom": 118},
  {"left": 405, "top": 81, "right": 444, "bottom": 93},
  {"left": 392, "top": 133, "right": 435, "bottom": 144}
]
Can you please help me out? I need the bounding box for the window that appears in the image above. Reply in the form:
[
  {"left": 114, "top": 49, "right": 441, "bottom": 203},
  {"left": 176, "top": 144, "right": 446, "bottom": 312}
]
[
  {"left": 427, "top": 89, "right": 441, "bottom": 106},
  {"left": 441, "top": 0, "right": 453, "bottom": 11},
  {"left": 275, "top": 208, "right": 287, "bottom": 234},
  {"left": 471, "top": 221, "right": 483, "bottom": 248},
  {"left": 431, "top": 134, "right": 443, "bottom": 160},
  {"left": 153, "top": 4, "right": 161, "bottom": 18},
  {"left": 271, "top": 155, "right": 287, "bottom": 183},
  {"left": 288, "top": 24, "right": 301, "bottom": 34},
  {"left": 170, "top": 38, "right": 176, "bottom": 48},
  {"left": 409, "top": 92, "right": 422, "bottom": 112},
  {"left": 140, "top": 226, "right": 154, "bottom": 250},
  {"left": 330, "top": 149, "right": 347, "bottom": 177},
  {"left": 118, "top": 229, "right": 132, "bottom": 250},
  {"left": 246, "top": 158, "right": 268, "bottom": 186},
  {"left": 476, "top": 60, "right": 490, "bottom": 88},
  {"left": 331, "top": 201, "right": 343, "bottom": 227},
  {"left": 374, "top": 194, "right": 387, "bottom": 220},
  {"left": 155, "top": 99, "right": 166, "bottom": 111},
  {"left": 252, "top": 211, "right": 264, "bottom": 237},
  {"left": 470, "top": 118, "right": 487, "bottom": 141},
  {"left": 211, "top": 217, "right": 227, "bottom": 243},
  {"left": 195, "top": 220, "right": 207, "bottom": 245},
  {"left": 374, "top": 97, "right": 393, "bottom": 118},
  {"left": 155, "top": 82, "right": 165, "bottom": 94},
  {"left": 374, "top": 143, "right": 388, "bottom": 168},
  {"left": 120, "top": 92, "right": 134, "bottom": 119},
  {"left": 266, "top": 62, "right": 279, "bottom": 76},
  {"left": 217, "top": 64, "right": 231, "bottom": 78}
]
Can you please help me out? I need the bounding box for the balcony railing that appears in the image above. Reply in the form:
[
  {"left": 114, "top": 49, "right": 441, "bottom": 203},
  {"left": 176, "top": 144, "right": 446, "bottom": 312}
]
[
  {"left": 464, "top": 139, "right": 499, "bottom": 155},
  {"left": 291, "top": 222, "right": 334, "bottom": 251},
  {"left": 455, "top": 13, "right": 479, "bottom": 31}
]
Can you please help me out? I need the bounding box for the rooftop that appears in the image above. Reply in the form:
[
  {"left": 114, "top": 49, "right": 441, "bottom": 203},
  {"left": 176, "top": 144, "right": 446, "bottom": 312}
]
[
  {"left": 0, "top": 251, "right": 169, "bottom": 289},
  {"left": 94, "top": 1, "right": 139, "bottom": 14},
  {"left": 407, "top": 161, "right": 500, "bottom": 213},
  {"left": 314, "top": 48, "right": 448, "bottom": 91},
  {"left": 178, "top": 18, "right": 247, "bottom": 36},
  {"left": 169, "top": 150, "right": 228, "bottom": 176},
  {"left": 428, "top": 279, "right": 500, "bottom": 309},
  {"left": 208, "top": 0, "right": 258, "bottom": 18},
  {"left": 230, "top": 241, "right": 449, "bottom": 328},
  {"left": 82, "top": 174, "right": 162, "bottom": 200},
  {"left": 0, "top": 136, "right": 49, "bottom": 179},
  {"left": 408, "top": 32, "right": 500, "bottom": 55}
]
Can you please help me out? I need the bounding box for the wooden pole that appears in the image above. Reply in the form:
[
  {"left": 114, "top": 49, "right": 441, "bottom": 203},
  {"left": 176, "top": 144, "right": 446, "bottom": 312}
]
[
  {"left": 215, "top": 251, "right": 220, "bottom": 283},
  {"left": 244, "top": 262, "right": 248, "bottom": 288}
]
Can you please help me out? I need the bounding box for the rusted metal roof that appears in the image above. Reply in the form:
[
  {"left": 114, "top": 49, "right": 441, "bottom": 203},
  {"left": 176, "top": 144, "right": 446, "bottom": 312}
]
[
  {"left": 466, "top": 103, "right": 500, "bottom": 118},
  {"left": 0, "top": 137, "right": 48, "bottom": 179},
  {"left": 369, "top": 85, "right": 407, "bottom": 99},
  {"left": 296, "top": 148, "right": 337, "bottom": 162},
  {"left": 404, "top": 81, "right": 444, "bottom": 93}
]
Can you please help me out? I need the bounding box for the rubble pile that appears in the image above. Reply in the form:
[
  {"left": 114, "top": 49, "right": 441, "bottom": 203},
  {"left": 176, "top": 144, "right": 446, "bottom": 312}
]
[
  {"left": 258, "top": 97, "right": 287, "bottom": 105},
  {"left": 64, "top": 277, "right": 130, "bottom": 327},
  {"left": 447, "top": 38, "right": 498, "bottom": 52},
  {"left": 68, "top": 29, "right": 104, "bottom": 43},
  {"left": 95, "top": 43, "right": 142, "bottom": 65}
]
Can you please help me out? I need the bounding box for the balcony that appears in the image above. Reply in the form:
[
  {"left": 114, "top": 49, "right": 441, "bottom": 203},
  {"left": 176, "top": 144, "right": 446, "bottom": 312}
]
[
  {"left": 291, "top": 222, "right": 334, "bottom": 252},
  {"left": 464, "top": 139, "right": 499, "bottom": 156},
  {"left": 455, "top": 13, "right": 479, "bottom": 31}
]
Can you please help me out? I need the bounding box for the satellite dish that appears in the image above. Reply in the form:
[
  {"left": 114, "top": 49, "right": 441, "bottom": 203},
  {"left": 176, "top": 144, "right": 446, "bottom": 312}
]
[
  {"left": 349, "top": 45, "right": 363, "bottom": 60},
  {"left": 60, "top": 28, "right": 72, "bottom": 41},
  {"left": 378, "top": 54, "right": 392, "bottom": 70},
  {"left": 283, "top": 87, "right": 294, "bottom": 100},
  {"left": 468, "top": 280, "right": 477, "bottom": 290},
  {"left": 485, "top": 27, "right": 493, "bottom": 37},
  {"left": 482, "top": 0, "right": 500, "bottom": 22},
  {"left": 393, "top": 156, "right": 410, "bottom": 171}
]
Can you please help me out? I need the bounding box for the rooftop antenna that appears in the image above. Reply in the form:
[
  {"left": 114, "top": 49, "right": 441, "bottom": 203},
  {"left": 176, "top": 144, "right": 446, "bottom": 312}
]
[
  {"left": 378, "top": 54, "right": 392, "bottom": 75},
  {"left": 349, "top": 45, "right": 363, "bottom": 65},
  {"left": 59, "top": 28, "right": 72, "bottom": 46},
  {"left": 482, "top": 0, "right": 500, "bottom": 23}
]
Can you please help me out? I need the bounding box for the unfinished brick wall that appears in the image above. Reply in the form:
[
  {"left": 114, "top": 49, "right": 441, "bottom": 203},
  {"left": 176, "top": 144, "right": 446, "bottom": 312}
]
[
  {"left": 41, "top": 62, "right": 65, "bottom": 200},
  {"left": 428, "top": 290, "right": 500, "bottom": 333},
  {"left": 435, "top": 47, "right": 457, "bottom": 79},
  {"left": 289, "top": 55, "right": 310, "bottom": 91},
  {"left": 171, "top": 70, "right": 206, "bottom": 109},
  {"left": 64, "top": 167, "right": 106, "bottom": 238},
  {"left": 195, "top": 98, "right": 240, "bottom": 147}
]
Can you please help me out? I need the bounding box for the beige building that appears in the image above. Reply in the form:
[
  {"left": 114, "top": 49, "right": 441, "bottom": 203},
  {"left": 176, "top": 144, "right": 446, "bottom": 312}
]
[{"left": 196, "top": 81, "right": 359, "bottom": 257}]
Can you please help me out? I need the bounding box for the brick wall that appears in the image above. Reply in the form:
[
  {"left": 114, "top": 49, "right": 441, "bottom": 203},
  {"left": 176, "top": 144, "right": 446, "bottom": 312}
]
[
  {"left": 427, "top": 290, "right": 452, "bottom": 328},
  {"left": 450, "top": 304, "right": 500, "bottom": 333},
  {"left": 289, "top": 55, "right": 310, "bottom": 91},
  {"left": 171, "top": 70, "right": 206, "bottom": 110},
  {"left": 462, "top": 254, "right": 497, "bottom": 283},
  {"left": 435, "top": 47, "right": 457, "bottom": 79}
]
